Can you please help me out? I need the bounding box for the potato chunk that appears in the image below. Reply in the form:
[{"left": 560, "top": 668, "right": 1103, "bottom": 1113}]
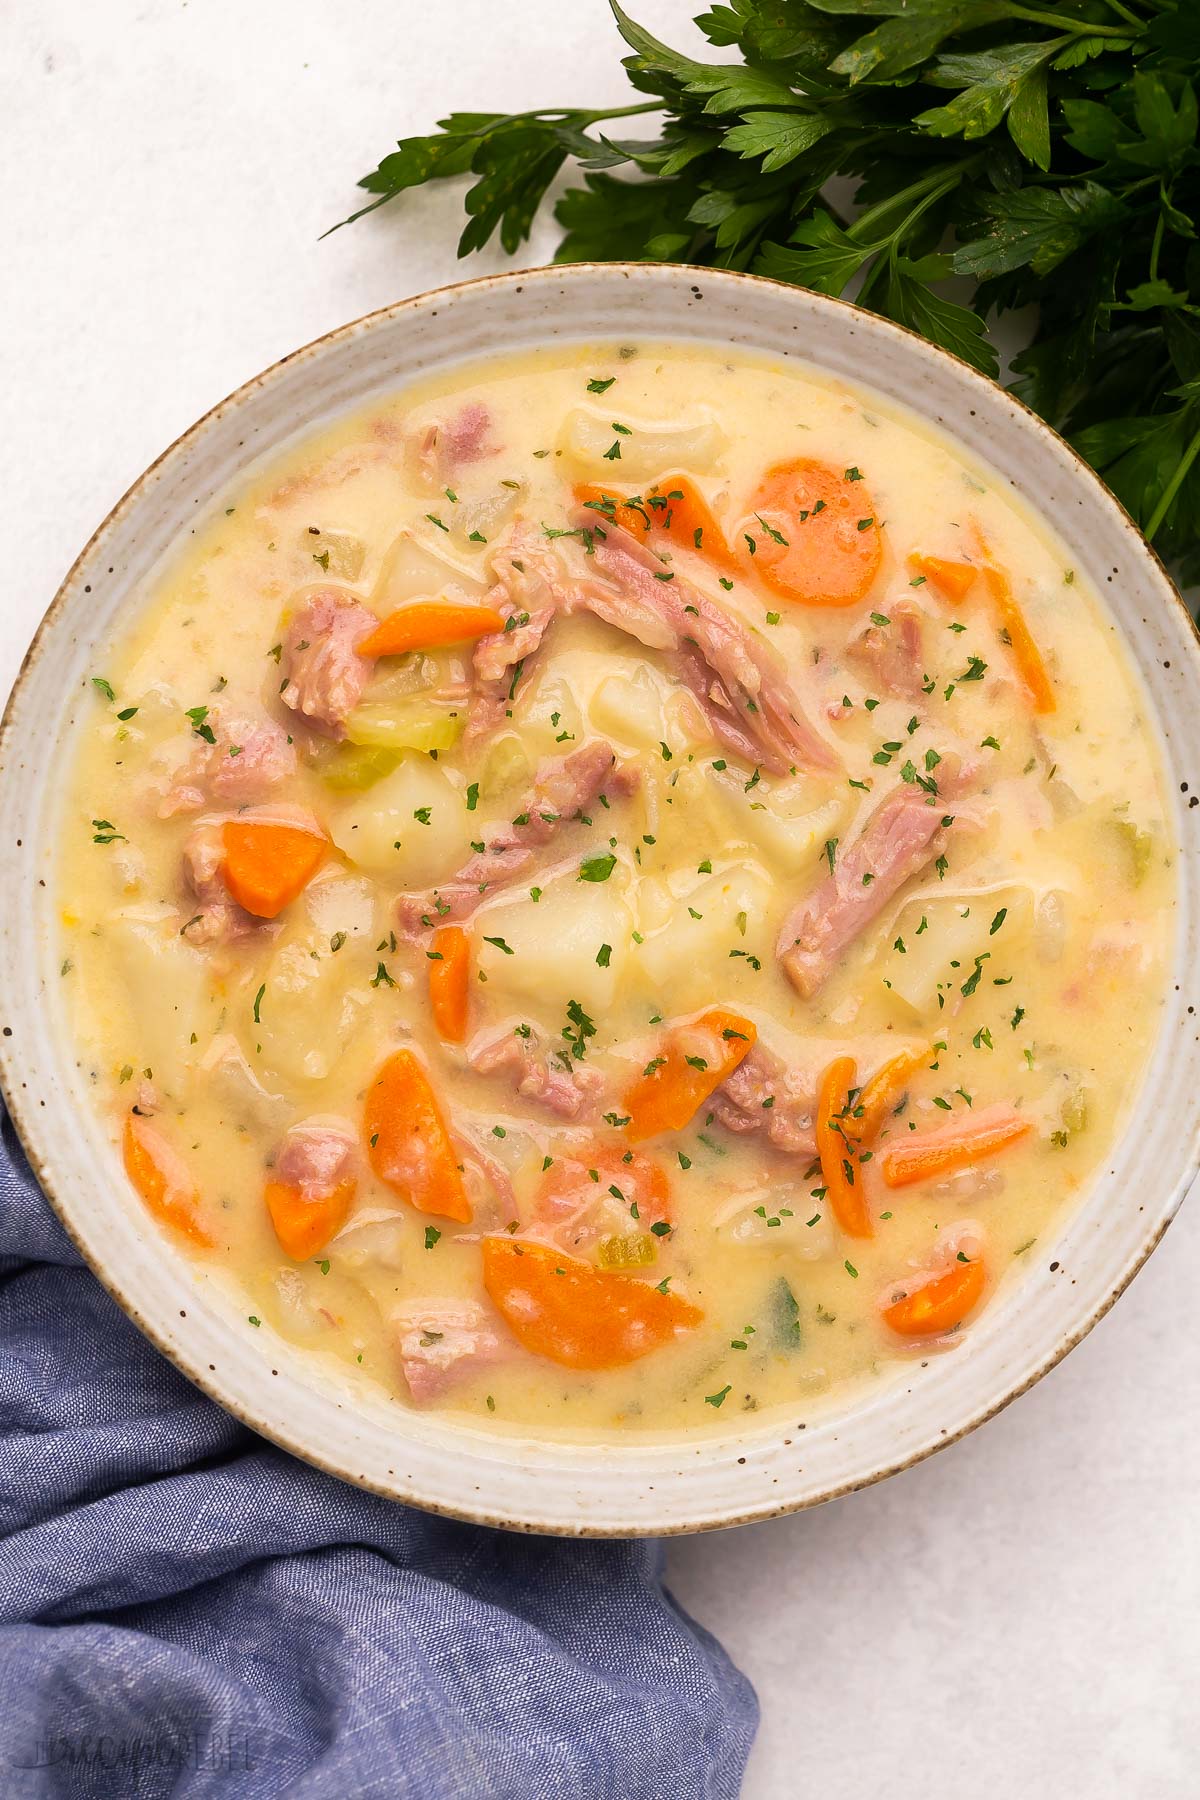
[
  {"left": 636, "top": 864, "right": 772, "bottom": 1007},
  {"left": 558, "top": 408, "right": 727, "bottom": 478},
  {"left": 328, "top": 752, "right": 472, "bottom": 881},
  {"left": 473, "top": 875, "right": 634, "bottom": 1016},
  {"left": 107, "top": 906, "right": 214, "bottom": 1094}
]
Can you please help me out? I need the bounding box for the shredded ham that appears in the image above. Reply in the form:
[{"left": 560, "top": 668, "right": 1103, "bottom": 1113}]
[
  {"left": 846, "top": 602, "right": 925, "bottom": 699},
  {"left": 581, "top": 518, "right": 839, "bottom": 773},
  {"left": 393, "top": 1299, "right": 507, "bottom": 1404},
  {"left": 158, "top": 712, "right": 296, "bottom": 817},
  {"left": 465, "top": 521, "right": 838, "bottom": 773},
  {"left": 777, "top": 774, "right": 972, "bottom": 998},
  {"left": 396, "top": 740, "right": 635, "bottom": 931},
  {"left": 411, "top": 402, "right": 496, "bottom": 489},
  {"left": 709, "top": 1045, "right": 817, "bottom": 1157},
  {"left": 273, "top": 1117, "right": 357, "bottom": 1196},
  {"left": 465, "top": 1022, "right": 603, "bottom": 1120},
  {"left": 280, "top": 589, "right": 378, "bottom": 736}
]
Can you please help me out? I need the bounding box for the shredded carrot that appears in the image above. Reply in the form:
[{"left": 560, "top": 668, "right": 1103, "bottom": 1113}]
[
  {"left": 122, "top": 1113, "right": 213, "bottom": 1248},
  {"left": 428, "top": 924, "right": 470, "bottom": 1043},
  {"left": 744, "top": 458, "right": 884, "bottom": 607},
  {"left": 881, "top": 1258, "right": 987, "bottom": 1337},
  {"left": 852, "top": 1045, "right": 932, "bottom": 1147},
  {"left": 358, "top": 601, "right": 506, "bottom": 659},
  {"left": 907, "top": 553, "right": 978, "bottom": 603},
  {"left": 364, "top": 1049, "right": 471, "bottom": 1223},
  {"left": 880, "top": 1109, "right": 1033, "bottom": 1189},
  {"left": 538, "top": 1145, "right": 670, "bottom": 1228},
  {"left": 481, "top": 1238, "right": 701, "bottom": 1369},
  {"left": 265, "top": 1177, "right": 355, "bottom": 1261},
  {"left": 816, "top": 1055, "right": 872, "bottom": 1239},
  {"left": 576, "top": 474, "right": 738, "bottom": 570},
  {"left": 971, "top": 524, "right": 1055, "bottom": 713},
  {"left": 623, "top": 1008, "right": 756, "bottom": 1141},
  {"left": 221, "top": 821, "right": 326, "bottom": 919}
]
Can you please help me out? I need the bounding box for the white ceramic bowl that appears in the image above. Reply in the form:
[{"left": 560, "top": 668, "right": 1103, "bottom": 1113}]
[{"left": 3, "top": 264, "right": 1198, "bottom": 1535}]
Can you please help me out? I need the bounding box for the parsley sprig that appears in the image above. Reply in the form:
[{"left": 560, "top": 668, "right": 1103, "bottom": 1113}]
[{"left": 339, "top": 0, "right": 1200, "bottom": 574}]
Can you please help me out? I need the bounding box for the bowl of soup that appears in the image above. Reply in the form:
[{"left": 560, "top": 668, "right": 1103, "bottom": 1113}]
[{"left": 2, "top": 265, "right": 1197, "bottom": 1534}]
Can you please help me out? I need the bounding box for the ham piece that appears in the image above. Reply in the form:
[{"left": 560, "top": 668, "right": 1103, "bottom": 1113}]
[
  {"left": 396, "top": 740, "right": 635, "bottom": 932},
  {"left": 280, "top": 589, "right": 378, "bottom": 735},
  {"left": 777, "top": 781, "right": 967, "bottom": 998}
]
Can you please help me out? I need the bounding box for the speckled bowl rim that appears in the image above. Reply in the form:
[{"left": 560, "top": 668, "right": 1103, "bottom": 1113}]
[{"left": 2, "top": 262, "right": 1197, "bottom": 1536}]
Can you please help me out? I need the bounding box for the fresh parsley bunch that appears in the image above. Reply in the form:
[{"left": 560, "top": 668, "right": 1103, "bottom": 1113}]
[{"left": 340, "top": 1, "right": 1200, "bottom": 577}]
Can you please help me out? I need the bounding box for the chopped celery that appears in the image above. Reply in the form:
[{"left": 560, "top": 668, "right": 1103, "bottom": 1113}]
[
  {"left": 596, "top": 1233, "right": 656, "bottom": 1270},
  {"left": 1061, "top": 1087, "right": 1089, "bottom": 1136},
  {"left": 344, "top": 703, "right": 463, "bottom": 754},
  {"left": 769, "top": 1277, "right": 802, "bottom": 1352},
  {"left": 314, "top": 743, "right": 402, "bottom": 791},
  {"left": 1112, "top": 818, "right": 1153, "bottom": 886}
]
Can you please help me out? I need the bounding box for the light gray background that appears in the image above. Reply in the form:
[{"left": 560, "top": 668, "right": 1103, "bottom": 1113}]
[{"left": 3, "top": 3, "right": 1196, "bottom": 1794}]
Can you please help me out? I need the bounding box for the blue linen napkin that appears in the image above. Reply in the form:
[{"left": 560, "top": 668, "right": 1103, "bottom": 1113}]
[{"left": 0, "top": 1109, "right": 757, "bottom": 1798}]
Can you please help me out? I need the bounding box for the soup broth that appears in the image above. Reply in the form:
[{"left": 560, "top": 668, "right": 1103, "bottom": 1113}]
[{"left": 58, "top": 341, "right": 1174, "bottom": 1437}]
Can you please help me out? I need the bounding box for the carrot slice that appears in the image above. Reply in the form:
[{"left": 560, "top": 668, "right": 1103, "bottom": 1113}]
[
  {"left": 428, "top": 924, "right": 470, "bottom": 1043},
  {"left": 221, "top": 821, "right": 326, "bottom": 919},
  {"left": 880, "top": 1109, "right": 1033, "bottom": 1189},
  {"left": 576, "top": 474, "right": 738, "bottom": 571},
  {"left": 364, "top": 1049, "right": 471, "bottom": 1223},
  {"left": 816, "top": 1055, "right": 872, "bottom": 1239},
  {"left": 971, "top": 524, "right": 1055, "bottom": 714},
  {"left": 358, "top": 601, "right": 506, "bottom": 659},
  {"left": 907, "top": 553, "right": 978, "bottom": 603},
  {"left": 623, "top": 1009, "right": 756, "bottom": 1141},
  {"left": 265, "top": 1177, "right": 356, "bottom": 1261},
  {"left": 122, "top": 1113, "right": 213, "bottom": 1248},
  {"left": 882, "top": 1258, "right": 987, "bottom": 1338},
  {"left": 744, "top": 458, "right": 883, "bottom": 608},
  {"left": 538, "top": 1144, "right": 670, "bottom": 1229},
  {"left": 481, "top": 1238, "right": 701, "bottom": 1369},
  {"left": 852, "top": 1046, "right": 932, "bottom": 1147}
]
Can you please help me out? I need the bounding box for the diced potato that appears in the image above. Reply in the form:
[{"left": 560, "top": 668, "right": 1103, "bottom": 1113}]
[
  {"left": 514, "top": 668, "right": 584, "bottom": 757},
  {"left": 449, "top": 481, "right": 527, "bottom": 552},
  {"left": 328, "top": 752, "right": 473, "bottom": 881},
  {"left": 304, "top": 874, "right": 379, "bottom": 942},
  {"left": 197, "top": 1033, "right": 289, "bottom": 1128},
  {"left": 636, "top": 864, "right": 772, "bottom": 1006},
  {"left": 107, "top": 906, "right": 214, "bottom": 1094},
  {"left": 880, "top": 891, "right": 1031, "bottom": 1016},
  {"left": 713, "top": 769, "right": 846, "bottom": 875},
  {"left": 344, "top": 702, "right": 464, "bottom": 755},
  {"left": 371, "top": 529, "right": 486, "bottom": 612},
  {"left": 473, "top": 876, "right": 634, "bottom": 1015},
  {"left": 481, "top": 732, "right": 533, "bottom": 795},
  {"left": 304, "top": 529, "right": 364, "bottom": 581},
  {"left": 558, "top": 408, "right": 727, "bottom": 478},
  {"left": 255, "top": 931, "right": 369, "bottom": 1082},
  {"left": 590, "top": 666, "right": 674, "bottom": 754}
]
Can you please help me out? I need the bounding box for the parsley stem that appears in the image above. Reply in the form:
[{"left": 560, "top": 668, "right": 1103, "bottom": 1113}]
[
  {"left": 849, "top": 160, "right": 978, "bottom": 248},
  {"left": 1146, "top": 418, "right": 1200, "bottom": 543},
  {"left": 1008, "top": 5, "right": 1136, "bottom": 35}
]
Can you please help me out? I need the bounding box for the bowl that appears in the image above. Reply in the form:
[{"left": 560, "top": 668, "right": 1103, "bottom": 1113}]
[{"left": 3, "top": 263, "right": 1198, "bottom": 1536}]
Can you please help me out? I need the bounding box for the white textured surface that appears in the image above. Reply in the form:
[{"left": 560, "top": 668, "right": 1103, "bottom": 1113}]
[{"left": 3, "top": 3, "right": 1197, "bottom": 1795}]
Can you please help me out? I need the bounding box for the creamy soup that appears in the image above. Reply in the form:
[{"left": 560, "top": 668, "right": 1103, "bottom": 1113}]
[{"left": 58, "top": 342, "right": 1173, "bottom": 1437}]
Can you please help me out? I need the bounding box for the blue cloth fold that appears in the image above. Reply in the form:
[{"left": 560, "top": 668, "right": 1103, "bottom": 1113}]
[{"left": 0, "top": 1110, "right": 757, "bottom": 1797}]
